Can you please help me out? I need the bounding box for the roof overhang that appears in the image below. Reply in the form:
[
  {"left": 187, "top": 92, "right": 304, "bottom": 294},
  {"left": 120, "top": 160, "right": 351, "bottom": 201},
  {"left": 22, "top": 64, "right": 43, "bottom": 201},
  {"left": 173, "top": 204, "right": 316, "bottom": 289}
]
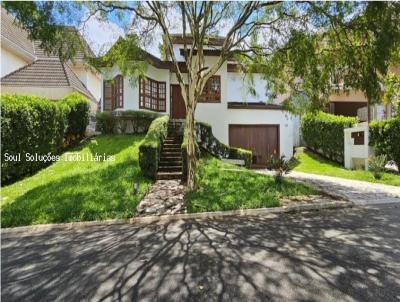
[{"left": 1, "top": 36, "right": 36, "bottom": 62}]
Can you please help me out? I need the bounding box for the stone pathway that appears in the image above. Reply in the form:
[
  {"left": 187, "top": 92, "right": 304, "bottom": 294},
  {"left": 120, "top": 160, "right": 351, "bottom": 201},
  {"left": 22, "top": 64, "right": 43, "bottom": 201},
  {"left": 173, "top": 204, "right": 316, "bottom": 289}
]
[
  {"left": 257, "top": 170, "right": 400, "bottom": 205},
  {"left": 137, "top": 180, "right": 186, "bottom": 216}
]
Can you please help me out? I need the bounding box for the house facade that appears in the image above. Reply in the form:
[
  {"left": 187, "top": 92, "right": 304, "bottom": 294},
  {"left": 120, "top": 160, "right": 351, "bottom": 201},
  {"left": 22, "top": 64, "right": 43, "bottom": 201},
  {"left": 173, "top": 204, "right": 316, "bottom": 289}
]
[
  {"left": 0, "top": 8, "right": 101, "bottom": 113},
  {"left": 101, "top": 36, "right": 298, "bottom": 165}
]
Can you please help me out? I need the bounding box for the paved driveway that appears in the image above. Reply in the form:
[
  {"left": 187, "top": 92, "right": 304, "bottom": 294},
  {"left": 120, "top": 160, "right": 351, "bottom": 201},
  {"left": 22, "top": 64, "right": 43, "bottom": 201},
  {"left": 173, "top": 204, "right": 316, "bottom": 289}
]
[
  {"left": 2, "top": 203, "right": 400, "bottom": 302},
  {"left": 257, "top": 170, "right": 400, "bottom": 205}
]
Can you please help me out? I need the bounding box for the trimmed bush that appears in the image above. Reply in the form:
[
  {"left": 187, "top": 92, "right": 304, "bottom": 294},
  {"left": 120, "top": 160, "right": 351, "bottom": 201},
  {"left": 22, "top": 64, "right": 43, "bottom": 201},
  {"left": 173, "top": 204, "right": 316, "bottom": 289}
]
[
  {"left": 370, "top": 117, "right": 400, "bottom": 168},
  {"left": 96, "top": 112, "right": 116, "bottom": 134},
  {"left": 301, "top": 112, "right": 357, "bottom": 163},
  {"left": 139, "top": 115, "right": 169, "bottom": 179},
  {"left": 1, "top": 95, "right": 68, "bottom": 183},
  {"left": 181, "top": 121, "right": 253, "bottom": 178},
  {"left": 61, "top": 92, "right": 90, "bottom": 140},
  {"left": 96, "top": 110, "right": 161, "bottom": 134}
]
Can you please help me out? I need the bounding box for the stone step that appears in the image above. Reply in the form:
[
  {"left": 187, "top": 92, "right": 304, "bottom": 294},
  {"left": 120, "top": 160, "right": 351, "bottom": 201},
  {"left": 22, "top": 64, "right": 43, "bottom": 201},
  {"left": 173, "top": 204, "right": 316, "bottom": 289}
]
[
  {"left": 156, "top": 171, "right": 182, "bottom": 180},
  {"left": 159, "top": 160, "right": 182, "bottom": 166},
  {"left": 161, "top": 151, "right": 181, "bottom": 156},
  {"left": 163, "top": 144, "right": 181, "bottom": 149},
  {"left": 163, "top": 147, "right": 181, "bottom": 152},
  {"left": 160, "top": 156, "right": 182, "bottom": 161},
  {"left": 158, "top": 166, "right": 182, "bottom": 172}
]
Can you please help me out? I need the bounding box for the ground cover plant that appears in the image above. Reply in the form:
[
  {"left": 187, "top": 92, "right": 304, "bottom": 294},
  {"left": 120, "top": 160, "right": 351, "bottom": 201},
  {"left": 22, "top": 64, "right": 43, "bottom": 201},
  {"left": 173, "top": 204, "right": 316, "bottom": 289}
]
[
  {"left": 185, "top": 157, "right": 317, "bottom": 213},
  {"left": 1, "top": 135, "right": 152, "bottom": 227}
]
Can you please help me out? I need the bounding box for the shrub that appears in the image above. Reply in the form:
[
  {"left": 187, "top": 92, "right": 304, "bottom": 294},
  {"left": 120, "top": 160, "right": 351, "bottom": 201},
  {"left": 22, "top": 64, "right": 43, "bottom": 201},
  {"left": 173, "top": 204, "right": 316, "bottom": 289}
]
[
  {"left": 96, "top": 112, "right": 116, "bottom": 134},
  {"left": 61, "top": 92, "right": 90, "bottom": 141},
  {"left": 267, "top": 155, "right": 292, "bottom": 183},
  {"left": 301, "top": 111, "right": 357, "bottom": 163},
  {"left": 368, "top": 155, "right": 387, "bottom": 179},
  {"left": 96, "top": 110, "right": 161, "bottom": 134},
  {"left": 1, "top": 94, "right": 68, "bottom": 183},
  {"left": 139, "top": 115, "right": 169, "bottom": 179},
  {"left": 370, "top": 117, "right": 400, "bottom": 168}
]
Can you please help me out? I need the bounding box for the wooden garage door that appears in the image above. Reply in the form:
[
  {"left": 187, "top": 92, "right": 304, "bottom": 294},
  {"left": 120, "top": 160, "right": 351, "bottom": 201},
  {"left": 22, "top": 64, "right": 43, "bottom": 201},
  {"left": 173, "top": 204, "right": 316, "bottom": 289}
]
[{"left": 229, "top": 125, "right": 279, "bottom": 166}]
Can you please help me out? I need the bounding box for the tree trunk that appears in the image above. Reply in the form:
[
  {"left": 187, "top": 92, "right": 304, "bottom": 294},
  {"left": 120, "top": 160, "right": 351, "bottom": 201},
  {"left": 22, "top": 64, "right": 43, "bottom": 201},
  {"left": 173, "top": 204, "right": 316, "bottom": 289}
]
[{"left": 186, "top": 105, "right": 197, "bottom": 190}]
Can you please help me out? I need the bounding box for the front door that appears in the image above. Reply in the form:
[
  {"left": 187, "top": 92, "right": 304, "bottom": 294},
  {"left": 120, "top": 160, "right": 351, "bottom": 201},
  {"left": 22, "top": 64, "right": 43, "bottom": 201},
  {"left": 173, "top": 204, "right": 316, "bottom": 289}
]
[{"left": 171, "top": 85, "right": 186, "bottom": 119}]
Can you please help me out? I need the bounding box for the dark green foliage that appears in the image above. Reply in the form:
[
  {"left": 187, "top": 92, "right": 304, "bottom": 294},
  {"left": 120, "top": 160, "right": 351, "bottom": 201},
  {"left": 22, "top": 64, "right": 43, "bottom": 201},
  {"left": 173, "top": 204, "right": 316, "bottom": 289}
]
[
  {"left": 96, "top": 110, "right": 161, "bottom": 134},
  {"left": 61, "top": 92, "right": 90, "bottom": 139},
  {"left": 139, "top": 115, "right": 169, "bottom": 179},
  {"left": 370, "top": 117, "right": 400, "bottom": 168},
  {"left": 301, "top": 112, "right": 357, "bottom": 163},
  {"left": 1, "top": 94, "right": 68, "bottom": 183}
]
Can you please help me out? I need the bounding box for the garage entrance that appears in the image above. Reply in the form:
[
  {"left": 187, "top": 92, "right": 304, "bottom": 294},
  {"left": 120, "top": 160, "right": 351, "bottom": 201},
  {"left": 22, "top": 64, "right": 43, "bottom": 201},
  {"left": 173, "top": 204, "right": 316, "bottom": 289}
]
[{"left": 229, "top": 124, "right": 279, "bottom": 167}]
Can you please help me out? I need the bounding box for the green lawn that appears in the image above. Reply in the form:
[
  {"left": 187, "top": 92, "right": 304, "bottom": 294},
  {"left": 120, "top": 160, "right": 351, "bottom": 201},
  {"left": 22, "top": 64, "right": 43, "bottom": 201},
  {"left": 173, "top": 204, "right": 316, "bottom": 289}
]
[
  {"left": 1, "top": 135, "right": 152, "bottom": 228},
  {"left": 293, "top": 147, "right": 400, "bottom": 186},
  {"left": 185, "top": 157, "right": 317, "bottom": 213}
]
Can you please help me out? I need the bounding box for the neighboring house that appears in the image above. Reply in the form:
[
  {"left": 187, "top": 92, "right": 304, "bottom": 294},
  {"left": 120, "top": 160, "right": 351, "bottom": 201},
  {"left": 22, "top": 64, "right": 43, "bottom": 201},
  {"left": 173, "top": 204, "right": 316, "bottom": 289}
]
[
  {"left": 327, "top": 66, "right": 400, "bottom": 121},
  {"left": 0, "top": 8, "right": 101, "bottom": 113},
  {"left": 101, "top": 35, "right": 298, "bottom": 166}
]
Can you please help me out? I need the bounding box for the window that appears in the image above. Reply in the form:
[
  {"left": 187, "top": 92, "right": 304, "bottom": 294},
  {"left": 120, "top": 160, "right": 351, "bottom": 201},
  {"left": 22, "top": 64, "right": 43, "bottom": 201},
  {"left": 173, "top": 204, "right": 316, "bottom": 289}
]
[
  {"left": 199, "top": 75, "right": 221, "bottom": 103},
  {"left": 113, "top": 75, "right": 124, "bottom": 109},
  {"left": 139, "top": 77, "right": 166, "bottom": 112},
  {"left": 103, "top": 75, "right": 124, "bottom": 111}
]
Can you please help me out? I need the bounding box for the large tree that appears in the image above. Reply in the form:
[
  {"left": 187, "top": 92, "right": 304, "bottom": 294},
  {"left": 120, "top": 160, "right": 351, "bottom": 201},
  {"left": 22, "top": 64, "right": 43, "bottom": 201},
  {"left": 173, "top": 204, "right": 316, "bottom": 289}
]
[{"left": 3, "top": 1, "right": 399, "bottom": 189}]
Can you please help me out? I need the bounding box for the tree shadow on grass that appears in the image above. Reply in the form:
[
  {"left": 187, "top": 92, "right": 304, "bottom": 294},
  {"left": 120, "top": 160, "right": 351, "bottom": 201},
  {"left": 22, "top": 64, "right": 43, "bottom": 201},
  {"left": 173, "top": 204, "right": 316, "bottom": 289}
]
[
  {"left": 1, "top": 160, "right": 152, "bottom": 227},
  {"left": 2, "top": 204, "right": 400, "bottom": 301}
]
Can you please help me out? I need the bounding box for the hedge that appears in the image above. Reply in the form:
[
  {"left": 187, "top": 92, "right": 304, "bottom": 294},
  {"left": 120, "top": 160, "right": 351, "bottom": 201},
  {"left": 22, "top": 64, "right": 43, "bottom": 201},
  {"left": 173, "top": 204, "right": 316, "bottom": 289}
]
[
  {"left": 139, "top": 115, "right": 169, "bottom": 179},
  {"left": 370, "top": 117, "right": 400, "bottom": 168},
  {"left": 61, "top": 92, "right": 91, "bottom": 141},
  {"left": 1, "top": 95, "right": 68, "bottom": 183},
  {"left": 96, "top": 110, "right": 161, "bottom": 134},
  {"left": 301, "top": 111, "right": 357, "bottom": 163},
  {"left": 181, "top": 121, "right": 252, "bottom": 178}
]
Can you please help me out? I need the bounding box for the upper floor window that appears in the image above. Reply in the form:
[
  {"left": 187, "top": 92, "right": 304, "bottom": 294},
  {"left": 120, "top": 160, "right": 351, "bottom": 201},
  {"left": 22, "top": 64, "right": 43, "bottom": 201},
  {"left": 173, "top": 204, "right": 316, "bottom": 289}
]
[
  {"left": 139, "top": 77, "right": 166, "bottom": 112},
  {"left": 199, "top": 75, "right": 221, "bottom": 103},
  {"left": 103, "top": 75, "right": 124, "bottom": 111}
]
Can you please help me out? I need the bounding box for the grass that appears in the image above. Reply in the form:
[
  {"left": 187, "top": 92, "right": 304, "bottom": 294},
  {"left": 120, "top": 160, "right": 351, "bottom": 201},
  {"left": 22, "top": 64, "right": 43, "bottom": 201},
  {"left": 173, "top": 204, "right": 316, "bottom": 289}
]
[
  {"left": 1, "top": 135, "right": 152, "bottom": 228},
  {"left": 293, "top": 147, "right": 400, "bottom": 187},
  {"left": 185, "top": 157, "right": 317, "bottom": 213}
]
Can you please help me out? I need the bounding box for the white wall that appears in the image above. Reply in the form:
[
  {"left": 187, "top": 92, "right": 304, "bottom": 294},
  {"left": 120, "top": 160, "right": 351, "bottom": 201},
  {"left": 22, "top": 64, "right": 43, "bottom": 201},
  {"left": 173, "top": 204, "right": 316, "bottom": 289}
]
[
  {"left": 102, "top": 65, "right": 170, "bottom": 113},
  {"left": 227, "top": 73, "right": 271, "bottom": 103},
  {"left": 0, "top": 47, "right": 29, "bottom": 77},
  {"left": 71, "top": 65, "right": 102, "bottom": 102}
]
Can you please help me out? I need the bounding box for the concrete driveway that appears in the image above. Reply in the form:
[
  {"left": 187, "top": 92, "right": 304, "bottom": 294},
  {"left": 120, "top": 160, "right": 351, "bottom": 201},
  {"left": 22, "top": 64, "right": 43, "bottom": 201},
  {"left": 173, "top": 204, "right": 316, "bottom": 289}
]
[{"left": 2, "top": 203, "right": 400, "bottom": 302}]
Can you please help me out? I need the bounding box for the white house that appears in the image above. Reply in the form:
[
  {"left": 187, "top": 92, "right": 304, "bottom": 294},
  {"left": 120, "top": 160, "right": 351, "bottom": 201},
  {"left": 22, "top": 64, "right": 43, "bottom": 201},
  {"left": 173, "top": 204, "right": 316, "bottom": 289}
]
[
  {"left": 101, "top": 35, "right": 298, "bottom": 166},
  {"left": 0, "top": 8, "right": 101, "bottom": 113}
]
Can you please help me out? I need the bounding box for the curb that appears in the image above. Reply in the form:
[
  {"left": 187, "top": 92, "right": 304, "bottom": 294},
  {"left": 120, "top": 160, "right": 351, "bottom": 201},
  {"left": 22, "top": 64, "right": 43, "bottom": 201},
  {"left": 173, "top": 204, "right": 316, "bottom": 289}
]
[{"left": 1, "top": 200, "right": 353, "bottom": 235}]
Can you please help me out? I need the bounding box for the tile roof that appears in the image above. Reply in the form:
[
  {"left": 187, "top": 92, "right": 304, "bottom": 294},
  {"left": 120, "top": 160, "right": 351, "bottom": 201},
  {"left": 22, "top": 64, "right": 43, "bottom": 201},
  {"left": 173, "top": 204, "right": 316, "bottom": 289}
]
[
  {"left": 1, "top": 8, "right": 96, "bottom": 102},
  {"left": 0, "top": 58, "right": 96, "bottom": 101},
  {"left": 1, "top": 8, "right": 35, "bottom": 57}
]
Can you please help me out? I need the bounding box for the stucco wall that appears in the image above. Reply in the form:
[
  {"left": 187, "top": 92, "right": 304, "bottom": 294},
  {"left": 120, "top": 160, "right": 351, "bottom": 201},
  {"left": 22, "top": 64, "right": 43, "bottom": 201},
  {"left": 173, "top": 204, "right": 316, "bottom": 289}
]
[
  {"left": 0, "top": 47, "right": 29, "bottom": 77},
  {"left": 71, "top": 66, "right": 102, "bottom": 102}
]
